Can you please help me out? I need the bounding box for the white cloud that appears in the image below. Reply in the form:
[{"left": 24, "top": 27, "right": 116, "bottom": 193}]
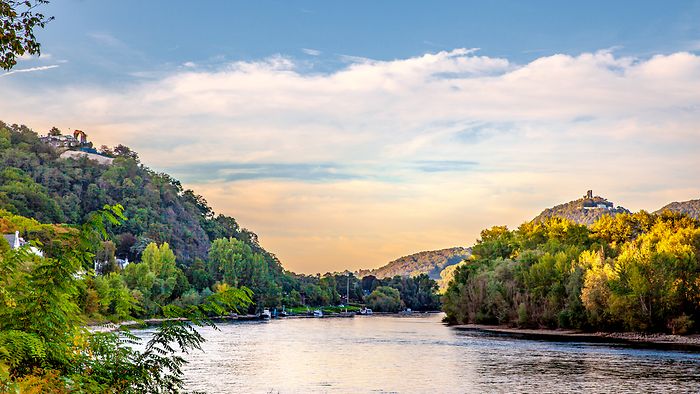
[
  {"left": 1, "top": 49, "right": 699, "bottom": 271},
  {"left": 302, "top": 48, "right": 321, "bottom": 56},
  {"left": 0, "top": 65, "right": 59, "bottom": 78},
  {"left": 17, "top": 52, "right": 53, "bottom": 61}
]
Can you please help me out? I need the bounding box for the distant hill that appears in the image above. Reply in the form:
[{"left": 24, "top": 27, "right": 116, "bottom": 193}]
[
  {"left": 533, "top": 190, "right": 630, "bottom": 226},
  {"left": 358, "top": 247, "right": 471, "bottom": 280},
  {"left": 654, "top": 198, "right": 700, "bottom": 220}
]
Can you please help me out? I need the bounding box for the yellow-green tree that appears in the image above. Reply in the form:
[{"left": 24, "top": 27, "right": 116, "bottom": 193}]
[
  {"left": 606, "top": 220, "right": 700, "bottom": 331},
  {"left": 123, "top": 242, "right": 189, "bottom": 316}
]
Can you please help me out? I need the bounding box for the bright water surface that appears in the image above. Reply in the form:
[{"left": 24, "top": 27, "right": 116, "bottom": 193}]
[{"left": 133, "top": 314, "right": 700, "bottom": 393}]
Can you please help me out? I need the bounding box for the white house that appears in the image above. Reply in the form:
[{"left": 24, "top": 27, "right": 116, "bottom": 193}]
[
  {"left": 2, "top": 231, "right": 44, "bottom": 257},
  {"left": 3, "top": 231, "right": 21, "bottom": 249}
]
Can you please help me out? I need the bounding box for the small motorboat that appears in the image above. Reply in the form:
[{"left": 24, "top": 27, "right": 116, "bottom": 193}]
[
  {"left": 261, "top": 309, "right": 272, "bottom": 319},
  {"left": 278, "top": 306, "right": 289, "bottom": 317},
  {"left": 358, "top": 307, "right": 373, "bottom": 315},
  {"left": 313, "top": 309, "right": 323, "bottom": 318}
]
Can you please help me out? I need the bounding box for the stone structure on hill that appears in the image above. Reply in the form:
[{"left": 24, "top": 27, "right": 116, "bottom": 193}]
[{"left": 533, "top": 190, "right": 630, "bottom": 226}]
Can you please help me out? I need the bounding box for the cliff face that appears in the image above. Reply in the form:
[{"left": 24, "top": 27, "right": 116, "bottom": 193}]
[
  {"left": 533, "top": 192, "right": 630, "bottom": 226},
  {"left": 655, "top": 198, "right": 700, "bottom": 220},
  {"left": 358, "top": 247, "right": 471, "bottom": 280}
]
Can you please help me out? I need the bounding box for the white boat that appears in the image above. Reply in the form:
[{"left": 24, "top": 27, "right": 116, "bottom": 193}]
[
  {"left": 261, "top": 309, "right": 272, "bottom": 319},
  {"left": 358, "top": 307, "right": 373, "bottom": 315},
  {"left": 313, "top": 309, "right": 323, "bottom": 318}
]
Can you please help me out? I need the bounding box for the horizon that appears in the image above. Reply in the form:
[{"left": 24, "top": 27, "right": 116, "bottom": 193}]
[{"left": 2, "top": 1, "right": 700, "bottom": 274}]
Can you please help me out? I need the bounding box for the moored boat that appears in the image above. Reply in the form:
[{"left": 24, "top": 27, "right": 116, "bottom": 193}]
[{"left": 358, "top": 307, "right": 373, "bottom": 315}]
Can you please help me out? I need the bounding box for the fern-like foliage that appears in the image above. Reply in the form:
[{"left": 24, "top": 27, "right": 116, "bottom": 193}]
[{"left": 0, "top": 204, "right": 252, "bottom": 393}]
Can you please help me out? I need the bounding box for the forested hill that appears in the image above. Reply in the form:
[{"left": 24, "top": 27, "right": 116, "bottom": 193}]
[
  {"left": 358, "top": 247, "right": 471, "bottom": 279},
  {"left": 0, "top": 121, "right": 280, "bottom": 270},
  {"left": 533, "top": 191, "right": 630, "bottom": 225},
  {"left": 655, "top": 198, "right": 700, "bottom": 220}
]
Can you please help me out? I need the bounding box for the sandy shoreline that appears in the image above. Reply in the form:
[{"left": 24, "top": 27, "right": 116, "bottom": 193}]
[{"left": 453, "top": 324, "right": 700, "bottom": 350}]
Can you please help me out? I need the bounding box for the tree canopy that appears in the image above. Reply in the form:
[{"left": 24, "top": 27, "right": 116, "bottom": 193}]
[
  {"left": 0, "top": 0, "right": 53, "bottom": 70},
  {"left": 442, "top": 213, "right": 700, "bottom": 333}
]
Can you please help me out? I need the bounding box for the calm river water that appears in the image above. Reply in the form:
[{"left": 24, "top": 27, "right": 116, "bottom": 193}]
[{"left": 133, "top": 313, "right": 700, "bottom": 393}]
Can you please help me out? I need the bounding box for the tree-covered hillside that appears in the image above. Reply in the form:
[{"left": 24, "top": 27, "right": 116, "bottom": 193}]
[
  {"left": 358, "top": 246, "right": 471, "bottom": 279},
  {"left": 655, "top": 198, "right": 700, "bottom": 220},
  {"left": 533, "top": 191, "right": 630, "bottom": 225},
  {"left": 0, "top": 121, "right": 276, "bottom": 266}
]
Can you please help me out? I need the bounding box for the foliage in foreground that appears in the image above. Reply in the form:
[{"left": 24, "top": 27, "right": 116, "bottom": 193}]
[
  {"left": 442, "top": 212, "right": 700, "bottom": 333},
  {"left": 0, "top": 205, "right": 252, "bottom": 393},
  {"left": 0, "top": 0, "right": 53, "bottom": 70}
]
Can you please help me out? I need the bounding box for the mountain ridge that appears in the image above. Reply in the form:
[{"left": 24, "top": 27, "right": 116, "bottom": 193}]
[
  {"left": 654, "top": 198, "right": 700, "bottom": 220},
  {"left": 357, "top": 246, "right": 471, "bottom": 280}
]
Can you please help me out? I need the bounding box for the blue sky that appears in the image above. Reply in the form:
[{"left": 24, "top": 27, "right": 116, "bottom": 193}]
[
  {"left": 2, "top": 1, "right": 700, "bottom": 272},
  {"left": 23, "top": 1, "right": 700, "bottom": 83}
]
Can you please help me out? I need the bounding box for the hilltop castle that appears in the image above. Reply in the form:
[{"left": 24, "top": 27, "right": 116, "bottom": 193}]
[{"left": 582, "top": 190, "right": 614, "bottom": 210}]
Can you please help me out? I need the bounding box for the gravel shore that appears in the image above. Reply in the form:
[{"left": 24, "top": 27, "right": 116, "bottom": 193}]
[{"left": 454, "top": 324, "right": 700, "bottom": 350}]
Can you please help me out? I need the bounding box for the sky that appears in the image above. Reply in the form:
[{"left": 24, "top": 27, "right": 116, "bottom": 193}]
[{"left": 2, "top": 1, "right": 700, "bottom": 273}]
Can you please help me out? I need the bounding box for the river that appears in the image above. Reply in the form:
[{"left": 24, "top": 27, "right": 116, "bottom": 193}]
[{"left": 132, "top": 313, "right": 700, "bottom": 393}]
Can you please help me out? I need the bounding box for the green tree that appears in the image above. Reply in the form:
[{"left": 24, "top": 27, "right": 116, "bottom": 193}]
[
  {"left": 0, "top": 167, "right": 64, "bottom": 223},
  {"left": 606, "top": 220, "right": 700, "bottom": 331},
  {"left": 208, "top": 237, "right": 281, "bottom": 307},
  {"left": 0, "top": 0, "right": 53, "bottom": 70},
  {"left": 95, "top": 240, "right": 118, "bottom": 274},
  {"left": 122, "top": 242, "right": 188, "bottom": 316},
  {"left": 366, "top": 286, "right": 403, "bottom": 312},
  {"left": 443, "top": 213, "right": 700, "bottom": 333},
  {"left": 0, "top": 205, "right": 253, "bottom": 391}
]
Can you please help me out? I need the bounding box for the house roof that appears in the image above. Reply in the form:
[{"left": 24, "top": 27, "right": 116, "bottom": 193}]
[{"left": 3, "top": 233, "right": 18, "bottom": 248}]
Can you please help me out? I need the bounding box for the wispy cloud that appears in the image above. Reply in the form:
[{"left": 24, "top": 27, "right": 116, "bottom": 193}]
[
  {"left": 18, "top": 53, "right": 53, "bottom": 61},
  {"left": 337, "top": 54, "right": 374, "bottom": 63},
  {"left": 413, "top": 160, "right": 478, "bottom": 173},
  {"left": 172, "top": 162, "right": 362, "bottom": 183},
  {"left": 302, "top": 48, "right": 322, "bottom": 56},
  {"left": 0, "top": 65, "right": 59, "bottom": 78},
  {"left": 170, "top": 160, "right": 479, "bottom": 183},
  {"left": 87, "top": 32, "right": 124, "bottom": 47}
]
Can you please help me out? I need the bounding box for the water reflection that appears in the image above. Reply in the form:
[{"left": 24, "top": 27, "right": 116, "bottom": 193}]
[{"left": 132, "top": 314, "right": 700, "bottom": 393}]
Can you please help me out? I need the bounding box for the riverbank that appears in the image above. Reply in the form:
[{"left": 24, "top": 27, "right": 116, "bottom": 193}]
[
  {"left": 88, "top": 310, "right": 433, "bottom": 333},
  {"left": 454, "top": 324, "right": 700, "bottom": 350}
]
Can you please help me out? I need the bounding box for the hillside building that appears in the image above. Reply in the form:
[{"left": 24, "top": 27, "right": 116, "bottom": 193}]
[
  {"left": 40, "top": 134, "right": 81, "bottom": 148},
  {"left": 2, "top": 231, "right": 44, "bottom": 257},
  {"left": 582, "top": 190, "right": 614, "bottom": 210},
  {"left": 40, "top": 129, "right": 114, "bottom": 165}
]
